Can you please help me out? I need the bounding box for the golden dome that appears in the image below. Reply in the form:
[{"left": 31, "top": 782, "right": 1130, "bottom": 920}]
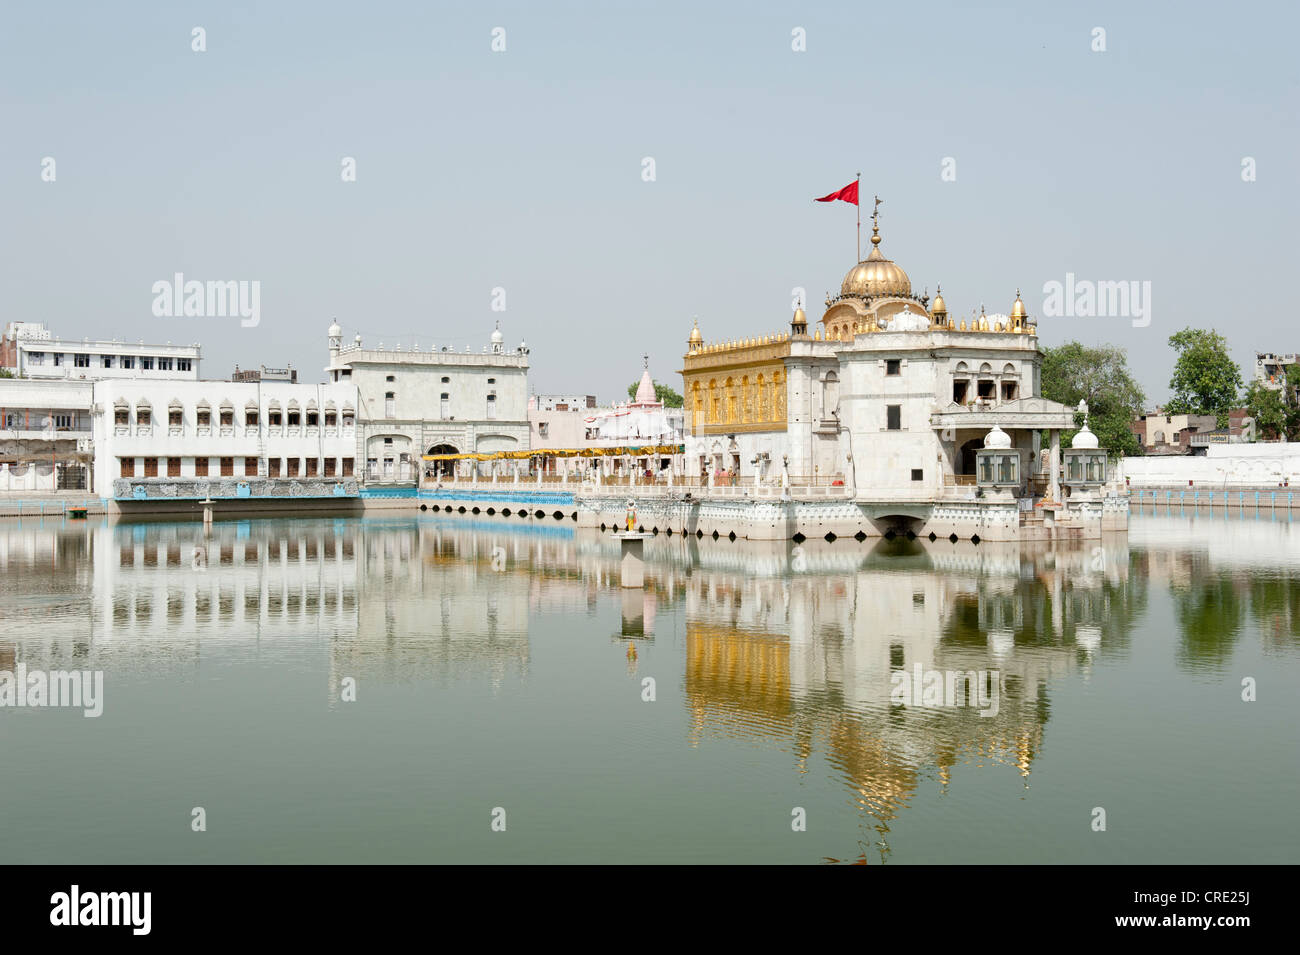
[
  {"left": 931, "top": 285, "right": 947, "bottom": 314},
  {"left": 688, "top": 318, "right": 703, "bottom": 345},
  {"left": 840, "top": 225, "right": 911, "bottom": 298},
  {"left": 1010, "top": 289, "right": 1027, "bottom": 320}
]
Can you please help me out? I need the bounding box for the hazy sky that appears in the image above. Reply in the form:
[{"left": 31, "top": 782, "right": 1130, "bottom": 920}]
[{"left": 3, "top": 1, "right": 1296, "bottom": 405}]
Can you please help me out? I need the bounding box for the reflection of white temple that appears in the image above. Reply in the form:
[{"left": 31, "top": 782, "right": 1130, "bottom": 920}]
[{"left": 671, "top": 532, "right": 1140, "bottom": 843}]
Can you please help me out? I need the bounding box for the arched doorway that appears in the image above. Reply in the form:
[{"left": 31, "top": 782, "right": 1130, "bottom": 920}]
[
  {"left": 959, "top": 439, "right": 982, "bottom": 480},
  {"left": 426, "top": 443, "right": 459, "bottom": 479}
]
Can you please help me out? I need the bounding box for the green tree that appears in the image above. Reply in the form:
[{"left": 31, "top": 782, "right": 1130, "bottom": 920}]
[
  {"left": 627, "top": 380, "right": 683, "bottom": 408},
  {"left": 1165, "top": 327, "right": 1242, "bottom": 427},
  {"left": 1244, "top": 364, "right": 1300, "bottom": 440},
  {"left": 0, "top": 368, "right": 15, "bottom": 378},
  {"left": 1040, "top": 341, "right": 1146, "bottom": 455}
]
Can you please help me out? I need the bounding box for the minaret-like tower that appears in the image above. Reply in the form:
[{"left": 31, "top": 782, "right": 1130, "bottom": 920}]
[{"left": 791, "top": 299, "right": 808, "bottom": 337}]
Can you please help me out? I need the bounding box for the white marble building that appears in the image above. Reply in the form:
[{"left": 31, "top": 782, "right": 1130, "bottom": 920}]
[
  {"left": 324, "top": 320, "right": 529, "bottom": 482},
  {"left": 91, "top": 379, "right": 359, "bottom": 497}
]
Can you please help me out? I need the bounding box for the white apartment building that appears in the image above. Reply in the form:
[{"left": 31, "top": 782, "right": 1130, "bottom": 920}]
[
  {"left": 92, "top": 379, "right": 359, "bottom": 500},
  {"left": 2, "top": 322, "right": 201, "bottom": 381},
  {"left": 324, "top": 320, "right": 529, "bottom": 482},
  {"left": 0, "top": 378, "right": 95, "bottom": 492},
  {"left": 1256, "top": 352, "right": 1298, "bottom": 390}
]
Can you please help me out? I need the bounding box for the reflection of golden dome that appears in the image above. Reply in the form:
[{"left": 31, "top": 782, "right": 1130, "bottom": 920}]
[
  {"left": 688, "top": 318, "right": 703, "bottom": 345},
  {"left": 840, "top": 226, "right": 911, "bottom": 298}
]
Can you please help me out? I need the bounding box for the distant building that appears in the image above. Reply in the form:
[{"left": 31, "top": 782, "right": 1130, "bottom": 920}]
[
  {"left": 1130, "top": 409, "right": 1251, "bottom": 454},
  {"left": 1255, "top": 352, "right": 1298, "bottom": 389},
  {"left": 1, "top": 322, "right": 201, "bottom": 381},
  {"left": 232, "top": 364, "right": 298, "bottom": 383},
  {"left": 532, "top": 394, "right": 595, "bottom": 412},
  {"left": 325, "top": 319, "right": 529, "bottom": 483}
]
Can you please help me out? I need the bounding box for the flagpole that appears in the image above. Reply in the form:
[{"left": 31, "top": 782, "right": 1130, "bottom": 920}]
[{"left": 855, "top": 171, "right": 861, "bottom": 261}]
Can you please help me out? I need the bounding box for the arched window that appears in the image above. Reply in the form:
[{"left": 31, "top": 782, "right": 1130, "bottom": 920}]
[
  {"left": 486, "top": 393, "right": 496, "bottom": 419},
  {"left": 823, "top": 372, "right": 839, "bottom": 418},
  {"left": 385, "top": 391, "right": 395, "bottom": 418}
]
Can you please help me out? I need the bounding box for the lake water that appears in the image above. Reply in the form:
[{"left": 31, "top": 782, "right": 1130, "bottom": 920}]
[{"left": 1, "top": 507, "right": 1297, "bottom": 864}]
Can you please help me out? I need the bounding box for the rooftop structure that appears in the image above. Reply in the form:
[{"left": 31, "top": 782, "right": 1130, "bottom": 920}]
[{"left": 1, "top": 322, "right": 201, "bottom": 381}]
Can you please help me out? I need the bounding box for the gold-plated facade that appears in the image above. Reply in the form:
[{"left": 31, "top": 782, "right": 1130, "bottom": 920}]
[{"left": 680, "top": 332, "right": 791, "bottom": 435}]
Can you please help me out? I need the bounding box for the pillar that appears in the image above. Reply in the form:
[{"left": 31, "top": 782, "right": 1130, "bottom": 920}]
[{"left": 1049, "top": 430, "right": 1061, "bottom": 502}]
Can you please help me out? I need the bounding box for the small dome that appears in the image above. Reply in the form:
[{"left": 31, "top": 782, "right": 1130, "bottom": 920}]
[
  {"left": 327, "top": 319, "right": 342, "bottom": 337},
  {"left": 688, "top": 318, "right": 703, "bottom": 345},
  {"left": 792, "top": 305, "right": 806, "bottom": 326},
  {"left": 931, "top": 286, "right": 947, "bottom": 314},
  {"left": 983, "top": 425, "right": 1012, "bottom": 450},
  {"left": 490, "top": 324, "right": 504, "bottom": 344},
  {"left": 891, "top": 306, "right": 929, "bottom": 332},
  {"left": 1010, "top": 290, "right": 1027, "bottom": 320},
  {"left": 1071, "top": 423, "right": 1099, "bottom": 449}
]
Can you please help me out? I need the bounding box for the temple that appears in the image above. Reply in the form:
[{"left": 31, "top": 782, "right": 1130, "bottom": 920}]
[{"left": 676, "top": 202, "right": 1127, "bottom": 541}]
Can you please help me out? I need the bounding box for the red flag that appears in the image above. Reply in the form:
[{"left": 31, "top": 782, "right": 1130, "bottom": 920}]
[{"left": 815, "top": 181, "right": 859, "bottom": 205}]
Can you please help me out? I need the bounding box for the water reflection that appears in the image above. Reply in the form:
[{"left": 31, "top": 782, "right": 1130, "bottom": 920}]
[{"left": 1, "top": 511, "right": 1296, "bottom": 862}]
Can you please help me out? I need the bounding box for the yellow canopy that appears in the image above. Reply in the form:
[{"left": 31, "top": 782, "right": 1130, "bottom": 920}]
[{"left": 423, "top": 445, "right": 683, "bottom": 461}]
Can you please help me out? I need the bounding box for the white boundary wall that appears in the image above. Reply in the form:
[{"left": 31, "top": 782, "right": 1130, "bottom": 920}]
[{"left": 1121, "top": 443, "right": 1300, "bottom": 486}]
